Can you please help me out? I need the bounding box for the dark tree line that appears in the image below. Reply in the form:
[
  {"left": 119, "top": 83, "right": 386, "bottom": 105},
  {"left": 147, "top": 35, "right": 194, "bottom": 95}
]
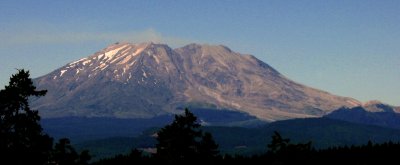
[
  {"left": 3, "top": 70, "right": 400, "bottom": 165},
  {"left": 92, "top": 110, "right": 400, "bottom": 165},
  {"left": 94, "top": 109, "right": 220, "bottom": 165},
  {"left": 0, "top": 70, "right": 90, "bottom": 165},
  {"left": 93, "top": 108, "right": 400, "bottom": 165}
]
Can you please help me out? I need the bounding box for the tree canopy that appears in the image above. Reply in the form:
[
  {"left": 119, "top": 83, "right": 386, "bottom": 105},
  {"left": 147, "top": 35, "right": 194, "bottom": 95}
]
[
  {"left": 0, "top": 69, "right": 90, "bottom": 165},
  {"left": 155, "top": 108, "right": 219, "bottom": 164},
  {"left": 0, "top": 69, "right": 53, "bottom": 164}
]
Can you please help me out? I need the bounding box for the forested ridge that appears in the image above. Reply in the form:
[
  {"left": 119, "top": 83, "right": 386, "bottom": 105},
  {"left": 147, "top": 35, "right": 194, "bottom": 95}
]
[{"left": 1, "top": 70, "right": 399, "bottom": 165}]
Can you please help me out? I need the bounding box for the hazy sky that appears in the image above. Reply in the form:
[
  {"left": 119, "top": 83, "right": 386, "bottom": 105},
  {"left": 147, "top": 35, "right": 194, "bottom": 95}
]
[{"left": 0, "top": 0, "right": 399, "bottom": 105}]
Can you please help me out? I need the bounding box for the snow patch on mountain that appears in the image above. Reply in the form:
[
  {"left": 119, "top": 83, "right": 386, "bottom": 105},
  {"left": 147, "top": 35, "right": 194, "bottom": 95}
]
[
  {"left": 104, "top": 45, "right": 128, "bottom": 60},
  {"left": 118, "top": 56, "right": 133, "bottom": 65},
  {"left": 69, "top": 58, "right": 87, "bottom": 65},
  {"left": 82, "top": 60, "right": 91, "bottom": 65},
  {"left": 153, "top": 55, "right": 160, "bottom": 64},
  {"left": 60, "top": 70, "right": 67, "bottom": 77},
  {"left": 142, "top": 69, "right": 148, "bottom": 78},
  {"left": 134, "top": 46, "right": 146, "bottom": 56}
]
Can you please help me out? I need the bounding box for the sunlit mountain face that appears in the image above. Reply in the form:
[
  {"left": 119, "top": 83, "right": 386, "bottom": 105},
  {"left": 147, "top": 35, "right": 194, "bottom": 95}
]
[{"left": 32, "top": 42, "right": 362, "bottom": 122}]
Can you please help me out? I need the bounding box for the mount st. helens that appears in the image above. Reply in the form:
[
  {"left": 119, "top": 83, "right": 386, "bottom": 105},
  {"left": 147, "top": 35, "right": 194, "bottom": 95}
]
[{"left": 32, "top": 42, "right": 362, "bottom": 122}]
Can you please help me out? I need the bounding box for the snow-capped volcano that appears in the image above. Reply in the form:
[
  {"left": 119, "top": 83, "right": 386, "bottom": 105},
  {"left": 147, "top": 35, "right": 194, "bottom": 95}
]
[{"left": 33, "top": 42, "right": 362, "bottom": 121}]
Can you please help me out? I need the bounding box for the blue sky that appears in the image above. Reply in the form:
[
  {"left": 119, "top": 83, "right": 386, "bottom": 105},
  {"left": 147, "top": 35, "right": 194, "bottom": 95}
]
[{"left": 0, "top": 0, "right": 399, "bottom": 105}]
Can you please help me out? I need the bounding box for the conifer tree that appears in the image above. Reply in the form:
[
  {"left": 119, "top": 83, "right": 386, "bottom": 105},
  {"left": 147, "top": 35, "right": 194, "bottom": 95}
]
[
  {"left": 155, "top": 108, "right": 219, "bottom": 163},
  {"left": 198, "top": 132, "right": 219, "bottom": 162},
  {"left": 0, "top": 69, "right": 53, "bottom": 164}
]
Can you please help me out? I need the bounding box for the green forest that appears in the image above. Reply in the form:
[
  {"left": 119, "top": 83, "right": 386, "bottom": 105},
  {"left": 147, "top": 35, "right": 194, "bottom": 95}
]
[{"left": 1, "top": 70, "right": 400, "bottom": 165}]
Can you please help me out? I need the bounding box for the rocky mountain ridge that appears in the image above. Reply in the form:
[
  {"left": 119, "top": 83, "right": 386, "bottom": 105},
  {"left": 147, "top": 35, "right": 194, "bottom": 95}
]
[{"left": 33, "top": 42, "right": 388, "bottom": 121}]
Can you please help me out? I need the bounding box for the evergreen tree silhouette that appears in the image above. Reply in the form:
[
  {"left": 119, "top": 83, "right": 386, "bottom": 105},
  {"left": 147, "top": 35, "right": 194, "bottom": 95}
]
[
  {"left": 198, "top": 132, "right": 219, "bottom": 163},
  {"left": 267, "top": 131, "right": 313, "bottom": 164},
  {"left": 0, "top": 69, "right": 53, "bottom": 164},
  {"left": 267, "top": 131, "right": 290, "bottom": 154},
  {"left": 156, "top": 108, "right": 202, "bottom": 163},
  {"left": 155, "top": 108, "right": 219, "bottom": 164}
]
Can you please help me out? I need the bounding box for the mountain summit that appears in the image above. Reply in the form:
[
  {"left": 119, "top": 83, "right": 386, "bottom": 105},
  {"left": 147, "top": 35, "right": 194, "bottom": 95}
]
[{"left": 33, "top": 42, "right": 361, "bottom": 121}]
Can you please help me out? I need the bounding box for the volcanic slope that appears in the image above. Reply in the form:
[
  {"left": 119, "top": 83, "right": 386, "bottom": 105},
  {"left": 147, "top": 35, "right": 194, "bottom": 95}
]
[{"left": 33, "top": 42, "right": 360, "bottom": 121}]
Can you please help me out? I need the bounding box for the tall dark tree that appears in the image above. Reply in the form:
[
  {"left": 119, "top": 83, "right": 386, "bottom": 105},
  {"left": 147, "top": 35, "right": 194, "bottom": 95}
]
[
  {"left": 0, "top": 69, "right": 53, "bottom": 164},
  {"left": 156, "top": 109, "right": 202, "bottom": 163},
  {"left": 198, "top": 132, "right": 219, "bottom": 163},
  {"left": 155, "top": 108, "right": 219, "bottom": 164},
  {"left": 267, "top": 131, "right": 290, "bottom": 154}
]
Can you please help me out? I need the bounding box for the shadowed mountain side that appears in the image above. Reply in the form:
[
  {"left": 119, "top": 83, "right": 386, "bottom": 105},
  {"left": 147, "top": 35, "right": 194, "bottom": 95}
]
[
  {"left": 326, "top": 106, "right": 400, "bottom": 129},
  {"left": 41, "top": 109, "right": 266, "bottom": 142}
]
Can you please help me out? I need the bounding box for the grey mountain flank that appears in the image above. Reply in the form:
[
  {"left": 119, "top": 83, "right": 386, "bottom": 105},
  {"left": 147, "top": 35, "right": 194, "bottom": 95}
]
[{"left": 33, "top": 42, "right": 364, "bottom": 121}]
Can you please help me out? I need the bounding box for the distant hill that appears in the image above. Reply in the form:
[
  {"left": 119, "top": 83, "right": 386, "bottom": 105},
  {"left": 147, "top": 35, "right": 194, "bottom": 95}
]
[
  {"left": 41, "top": 116, "right": 173, "bottom": 142},
  {"left": 325, "top": 106, "right": 400, "bottom": 129},
  {"left": 74, "top": 118, "right": 400, "bottom": 160},
  {"left": 41, "top": 109, "right": 266, "bottom": 142}
]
